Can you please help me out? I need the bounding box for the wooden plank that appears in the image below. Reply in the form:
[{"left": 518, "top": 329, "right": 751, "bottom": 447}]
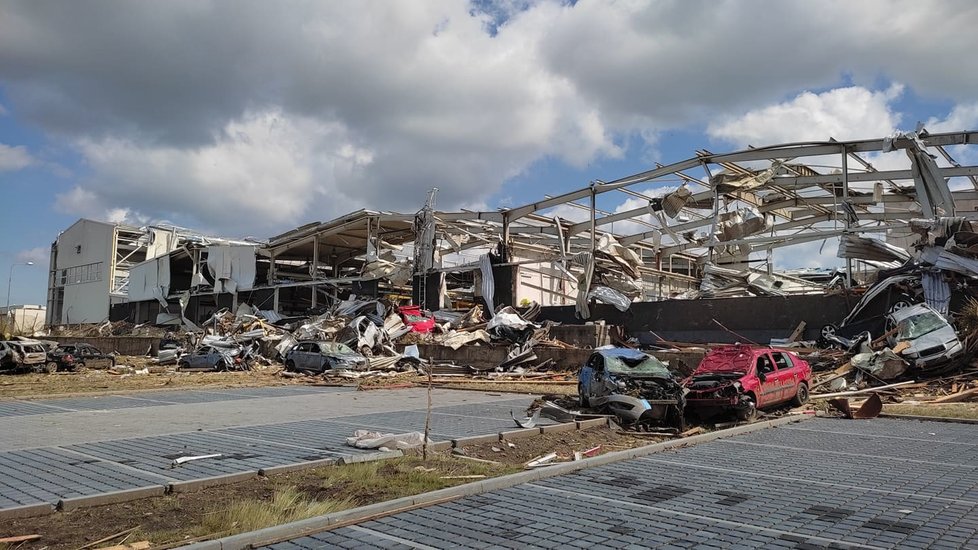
[
  {"left": 932, "top": 386, "right": 978, "bottom": 404},
  {"left": 811, "top": 380, "right": 916, "bottom": 399},
  {"left": 788, "top": 321, "right": 807, "bottom": 342},
  {"left": 0, "top": 535, "right": 41, "bottom": 544}
]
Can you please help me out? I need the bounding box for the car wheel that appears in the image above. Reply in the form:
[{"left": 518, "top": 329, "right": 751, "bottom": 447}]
[
  {"left": 820, "top": 324, "right": 837, "bottom": 339},
  {"left": 43, "top": 361, "right": 58, "bottom": 374},
  {"left": 285, "top": 360, "right": 296, "bottom": 372},
  {"left": 735, "top": 394, "right": 757, "bottom": 423},
  {"left": 578, "top": 383, "right": 590, "bottom": 408},
  {"left": 792, "top": 382, "right": 810, "bottom": 406},
  {"left": 178, "top": 361, "right": 190, "bottom": 370},
  {"left": 889, "top": 299, "right": 912, "bottom": 314}
]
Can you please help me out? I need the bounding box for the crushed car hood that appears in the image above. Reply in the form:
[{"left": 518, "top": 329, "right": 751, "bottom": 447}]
[{"left": 691, "top": 345, "right": 753, "bottom": 376}]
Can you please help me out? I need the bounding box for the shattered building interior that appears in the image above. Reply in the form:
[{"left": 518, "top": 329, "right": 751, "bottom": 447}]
[{"left": 48, "top": 129, "right": 978, "bottom": 330}]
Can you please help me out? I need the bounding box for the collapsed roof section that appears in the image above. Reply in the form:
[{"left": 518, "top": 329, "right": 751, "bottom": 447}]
[{"left": 116, "top": 129, "right": 978, "bottom": 322}]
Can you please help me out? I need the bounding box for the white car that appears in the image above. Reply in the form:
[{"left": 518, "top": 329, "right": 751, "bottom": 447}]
[{"left": 887, "top": 303, "right": 964, "bottom": 370}]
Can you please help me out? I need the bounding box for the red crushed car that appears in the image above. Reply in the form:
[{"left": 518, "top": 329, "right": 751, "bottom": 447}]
[
  {"left": 399, "top": 305, "right": 436, "bottom": 333},
  {"left": 684, "top": 344, "right": 812, "bottom": 421}
]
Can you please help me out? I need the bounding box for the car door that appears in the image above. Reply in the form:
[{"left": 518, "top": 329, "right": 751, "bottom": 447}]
[
  {"left": 771, "top": 352, "right": 799, "bottom": 403},
  {"left": 579, "top": 353, "right": 602, "bottom": 401},
  {"left": 753, "top": 352, "right": 782, "bottom": 407},
  {"left": 293, "top": 343, "right": 314, "bottom": 371}
]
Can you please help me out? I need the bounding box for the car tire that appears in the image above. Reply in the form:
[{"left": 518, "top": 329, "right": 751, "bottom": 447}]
[
  {"left": 736, "top": 394, "right": 757, "bottom": 423},
  {"left": 792, "top": 382, "right": 810, "bottom": 406},
  {"left": 43, "top": 361, "right": 58, "bottom": 374},
  {"left": 177, "top": 361, "right": 190, "bottom": 370},
  {"left": 285, "top": 360, "right": 296, "bottom": 372},
  {"left": 889, "top": 298, "right": 913, "bottom": 314}
]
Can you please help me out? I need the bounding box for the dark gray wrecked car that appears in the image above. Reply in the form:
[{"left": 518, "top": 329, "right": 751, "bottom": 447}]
[
  {"left": 578, "top": 348, "right": 686, "bottom": 430},
  {"left": 284, "top": 340, "right": 369, "bottom": 374}
]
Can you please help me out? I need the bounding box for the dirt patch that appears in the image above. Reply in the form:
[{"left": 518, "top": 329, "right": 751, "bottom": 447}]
[
  {"left": 884, "top": 402, "right": 978, "bottom": 419},
  {"left": 0, "top": 363, "right": 337, "bottom": 399}
]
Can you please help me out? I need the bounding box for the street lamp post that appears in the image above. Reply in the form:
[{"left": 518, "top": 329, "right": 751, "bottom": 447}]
[{"left": 6, "top": 261, "right": 35, "bottom": 312}]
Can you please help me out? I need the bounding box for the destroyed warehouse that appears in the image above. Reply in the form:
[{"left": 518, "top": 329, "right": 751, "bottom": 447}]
[{"left": 41, "top": 129, "right": 978, "bottom": 356}]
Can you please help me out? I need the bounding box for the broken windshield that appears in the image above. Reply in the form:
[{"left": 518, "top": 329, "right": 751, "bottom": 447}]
[
  {"left": 896, "top": 311, "right": 948, "bottom": 340},
  {"left": 319, "top": 342, "right": 356, "bottom": 354},
  {"left": 605, "top": 354, "right": 671, "bottom": 377}
]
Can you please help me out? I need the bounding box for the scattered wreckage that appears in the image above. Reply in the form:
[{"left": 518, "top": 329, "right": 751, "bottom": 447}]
[
  {"left": 284, "top": 341, "right": 369, "bottom": 374},
  {"left": 887, "top": 303, "right": 964, "bottom": 371},
  {"left": 578, "top": 347, "right": 685, "bottom": 430},
  {"left": 177, "top": 344, "right": 255, "bottom": 372},
  {"left": 684, "top": 345, "right": 812, "bottom": 422},
  {"left": 48, "top": 343, "right": 116, "bottom": 371},
  {"left": 0, "top": 339, "right": 54, "bottom": 373}
]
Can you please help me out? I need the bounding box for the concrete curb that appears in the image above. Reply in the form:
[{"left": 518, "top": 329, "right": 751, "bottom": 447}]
[
  {"left": 879, "top": 413, "right": 978, "bottom": 425},
  {"left": 451, "top": 433, "right": 500, "bottom": 447},
  {"left": 185, "top": 414, "right": 811, "bottom": 550},
  {"left": 259, "top": 459, "right": 339, "bottom": 476},
  {"left": 339, "top": 450, "right": 402, "bottom": 464},
  {"left": 576, "top": 417, "right": 609, "bottom": 430},
  {"left": 540, "top": 422, "right": 576, "bottom": 434},
  {"left": 427, "top": 440, "right": 452, "bottom": 452},
  {"left": 168, "top": 471, "right": 259, "bottom": 493},
  {"left": 498, "top": 427, "right": 537, "bottom": 441},
  {"left": 58, "top": 485, "right": 167, "bottom": 511},
  {"left": 0, "top": 502, "right": 56, "bottom": 520}
]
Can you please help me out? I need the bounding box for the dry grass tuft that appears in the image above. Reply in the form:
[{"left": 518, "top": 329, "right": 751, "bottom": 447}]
[{"left": 200, "top": 488, "right": 354, "bottom": 535}]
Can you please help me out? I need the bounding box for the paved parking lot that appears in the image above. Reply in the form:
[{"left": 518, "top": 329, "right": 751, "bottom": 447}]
[
  {"left": 0, "top": 386, "right": 542, "bottom": 515},
  {"left": 269, "top": 418, "right": 978, "bottom": 549}
]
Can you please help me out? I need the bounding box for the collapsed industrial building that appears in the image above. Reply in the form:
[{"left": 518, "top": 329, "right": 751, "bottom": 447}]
[
  {"left": 46, "top": 130, "right": 978, "bottom": 331},
  {"left": 31, "top": 129, "right": 978, "bottom": 423}
]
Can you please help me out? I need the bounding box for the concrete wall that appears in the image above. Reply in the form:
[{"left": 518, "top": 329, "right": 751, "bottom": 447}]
[
  {"left": 414, "top": 344, "right": 705, "bottom": 374},
  {"left": 45, "top": 336, "right": 159, "bottom": 356},
  {"left": 537, "top": 294, "right": 854, "bottom": 344},
  {"left": 55, "top": 220, "right": 115, "bottom": 324},
  {"left": 547, "top": 324, "right": 611, "bottom": 348}
]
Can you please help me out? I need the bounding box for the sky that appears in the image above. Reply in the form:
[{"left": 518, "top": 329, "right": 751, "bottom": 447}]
[{"left": 2, "top": 0, "right": 978, "bottom": 307}]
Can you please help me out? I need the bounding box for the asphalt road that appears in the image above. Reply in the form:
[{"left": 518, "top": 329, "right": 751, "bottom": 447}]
[
  {"left": 0, "top": 386, "right": 540, "bottom": 515},
  {"left": 267, "top": 417, "right": 978, "bottom": 549}
]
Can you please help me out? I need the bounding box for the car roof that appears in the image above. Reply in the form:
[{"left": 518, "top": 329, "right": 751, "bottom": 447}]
[
  {"left": 594, "top": 347, "right": 649, "bottom": 360},
  {"left": 888, "top": 302, "right": 943, "bottom": 323}
]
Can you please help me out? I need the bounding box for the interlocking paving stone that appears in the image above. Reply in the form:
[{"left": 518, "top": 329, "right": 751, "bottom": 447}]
[
  {"left": 0, "top": 391, "right": 537, "bottom": 514},
  {"left": 217, "top": 419, "right": 429, "bottom": 457},
  {"left": 202, "top": 386, "right": 350, "bottom": 399},
  {"left": 66, "top": 432, "right": 338, "bottom": 481},
  {"left": 2, "top": 386, "right": 355, "bottom": 415},
  {"left": 0, "top": 447, "right": 167, "bottom": 508},
  {"left": 267, "top": 417, "right": 978, "bottom": 550},
  {"left": 121, "top": 390, "right": 256, "bottom": 404},
  {"left": 0, "top": 400, "right": 69, "bottom": 418},
  {"left": 37, "top": 395, "right": 172, "bottom": 411}
]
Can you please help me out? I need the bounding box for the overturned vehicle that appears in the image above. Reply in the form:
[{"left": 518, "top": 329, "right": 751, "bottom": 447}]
[
  {"left": 684, "top": 345, "right": 812, "bottom": 422},
  {"left": 578, "top": 348, "right": 685, "bottom": 430}
]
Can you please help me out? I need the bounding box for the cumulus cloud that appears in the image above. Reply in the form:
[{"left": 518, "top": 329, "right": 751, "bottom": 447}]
[
  {"left": 57, "top": 110, "right": 374, "bottom": 234},
  {"left": 3, "top": 0, "right": 978, "bottom": 236},
  {"left": 708, "top": 85, "right": 904, "bottom": 147},
  {"left": 0, "top": 143, "right": 34, "bottom": 172},
  {"left": 927, "top": 103, "right": 978, "bottom": 133}
]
